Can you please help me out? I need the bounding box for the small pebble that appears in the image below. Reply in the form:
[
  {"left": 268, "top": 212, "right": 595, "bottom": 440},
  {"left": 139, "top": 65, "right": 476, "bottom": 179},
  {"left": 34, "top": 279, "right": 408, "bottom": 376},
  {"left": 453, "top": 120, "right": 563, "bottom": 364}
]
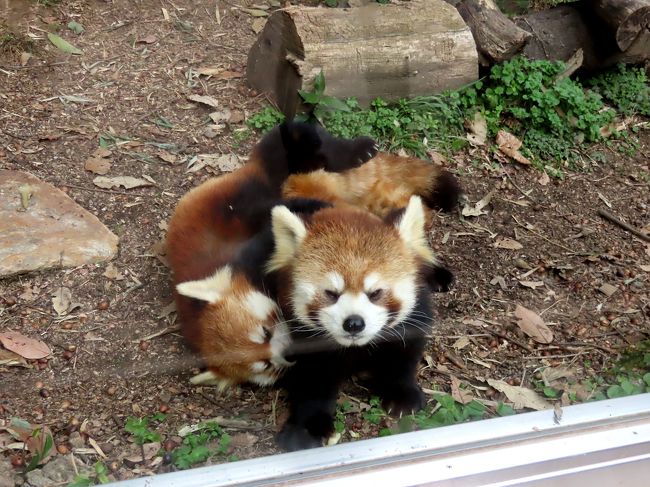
[
  {"left": 139, "top": 341, "right": 149, "bottom": 352},
  {"left": 56, "top": 444, "right": 69, "bottom": 455},
  {"left": 106, "top": 385, "right": 117, "bottom": 396},
  {"left": 39, "top": 388, "right": 49, "bottom": 398},
  {"left": 97, "top": 299, "right": 109, "bottom": 310}
]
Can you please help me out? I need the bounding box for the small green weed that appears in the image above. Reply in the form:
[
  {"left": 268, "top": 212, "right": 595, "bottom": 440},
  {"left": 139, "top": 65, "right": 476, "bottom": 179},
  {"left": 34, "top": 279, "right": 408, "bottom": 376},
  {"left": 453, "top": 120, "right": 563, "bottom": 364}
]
[
  {"left": 172, "top": 422, "right": 232, "bottom": 469},
  {"left": 124, "top": 413, "right": 166, "bottom": 445},
  {"left": 67, "top": 462, "right": 110, "bottom": 486},
  {"left": 588, "top": 64, "right": 650, "bottom": 117},
  {"left": 246, "top": 107, "right": 285, "bottom": 132},
  {"left": 297, "top": 70, "right": 352, "bottom": 124},
  {"left": 334, "top": 400, "right": 354, "bottom": 433},
  {"left": 362, "top": 397, "right": 386, "bottom": 425}
]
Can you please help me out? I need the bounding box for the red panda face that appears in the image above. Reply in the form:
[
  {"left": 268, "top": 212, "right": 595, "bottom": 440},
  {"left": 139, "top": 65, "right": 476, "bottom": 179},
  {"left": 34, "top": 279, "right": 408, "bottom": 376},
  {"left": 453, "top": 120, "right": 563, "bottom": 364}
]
[
  {"left": 268, "top": 196, "right": 435, "bottom": 347},
  {"left": 176, "top": 267, "right": 292, "bottom": 387}
]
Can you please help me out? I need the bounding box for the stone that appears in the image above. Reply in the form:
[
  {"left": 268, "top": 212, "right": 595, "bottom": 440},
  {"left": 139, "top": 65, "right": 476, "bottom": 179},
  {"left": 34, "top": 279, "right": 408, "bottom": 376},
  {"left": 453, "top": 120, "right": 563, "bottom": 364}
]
[
  {"left": 25, "top": 455, "right": 91, "bottom": 487},
  {"left": 0, "top": 170, "right": 119, "bottom": 277},
  {"left": 0, "top": 459, "right": 15, "bottom": 487}
]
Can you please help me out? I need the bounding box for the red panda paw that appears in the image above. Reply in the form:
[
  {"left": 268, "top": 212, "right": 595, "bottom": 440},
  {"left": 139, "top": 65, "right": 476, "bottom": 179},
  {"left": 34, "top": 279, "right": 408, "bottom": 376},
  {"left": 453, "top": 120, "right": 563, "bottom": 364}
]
[
  {"left": 276, "top": 423, "right": 326, "bottom": 452},
  {"left": 382, "top": 384, "right": 426, "bottom": 417}
]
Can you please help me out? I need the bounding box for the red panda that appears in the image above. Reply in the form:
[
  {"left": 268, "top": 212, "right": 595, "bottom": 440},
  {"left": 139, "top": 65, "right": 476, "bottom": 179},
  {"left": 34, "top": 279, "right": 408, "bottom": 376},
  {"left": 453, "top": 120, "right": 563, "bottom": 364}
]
[
  {"left": 266, "top": 195, "right": 453, "bottom": 451},
  {"left": 282, "top": 152, "right": 461, "bottom": 217},
  {"left": 166, "top": 122, "right": 377, "bottom": 388}
]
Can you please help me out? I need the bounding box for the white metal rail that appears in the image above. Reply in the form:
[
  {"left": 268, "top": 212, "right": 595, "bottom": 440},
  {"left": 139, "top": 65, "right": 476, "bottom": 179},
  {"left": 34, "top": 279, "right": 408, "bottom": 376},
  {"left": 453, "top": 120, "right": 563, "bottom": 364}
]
[{"left": 111, "top": 394, "right": 650, "bottom": 486}]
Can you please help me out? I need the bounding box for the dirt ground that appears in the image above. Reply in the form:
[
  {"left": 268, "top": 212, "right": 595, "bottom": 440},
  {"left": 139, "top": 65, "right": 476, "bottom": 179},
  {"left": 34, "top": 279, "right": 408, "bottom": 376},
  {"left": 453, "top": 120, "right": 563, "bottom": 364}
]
[{"left": 1, "top": 0, "right": 649, "bottom": 484}]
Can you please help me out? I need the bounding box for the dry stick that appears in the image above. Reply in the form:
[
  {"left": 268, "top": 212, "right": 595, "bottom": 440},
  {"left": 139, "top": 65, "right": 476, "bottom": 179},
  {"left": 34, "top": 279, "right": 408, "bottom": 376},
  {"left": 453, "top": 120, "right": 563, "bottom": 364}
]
[
  {"left": 487, "top": 328, "right": 533, "bottom": 353},
  {"left": 133, "top": 325, "right": 181, "bottom": 343},
  {"left": 597, "top": 209, "right": 650, "bottom": 243},
  {"left": 64, "top": 184, "right": 131, "bottom": 196}
]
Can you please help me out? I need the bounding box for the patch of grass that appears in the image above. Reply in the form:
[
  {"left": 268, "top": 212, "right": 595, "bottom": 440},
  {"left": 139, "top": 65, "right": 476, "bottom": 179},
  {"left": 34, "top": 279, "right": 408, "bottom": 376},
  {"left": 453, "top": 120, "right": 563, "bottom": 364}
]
[
  {"left": 0, "top": 24, "right": 36, "bottom": 57},
  {"left": 334, "top": 400, "right": 354, "bottom": 433},
  {"left": 172, "top": 422, "right": 232, "bottom": 469},
  {"left": 124, "top": 413, "right": 166, "bottom": 445}
]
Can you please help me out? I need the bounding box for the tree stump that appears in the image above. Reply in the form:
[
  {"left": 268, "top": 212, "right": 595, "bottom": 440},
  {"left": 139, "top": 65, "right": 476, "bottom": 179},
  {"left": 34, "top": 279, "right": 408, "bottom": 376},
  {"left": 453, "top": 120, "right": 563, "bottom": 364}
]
[
  {"left": 591, "top": 0, "right": 650, "bottom": 51},
  {"left": 456, "top": 0, "right": 531, "bottom": 64},
  {"left": 246, "top": 0, "right": 478, "bottom": 116}
]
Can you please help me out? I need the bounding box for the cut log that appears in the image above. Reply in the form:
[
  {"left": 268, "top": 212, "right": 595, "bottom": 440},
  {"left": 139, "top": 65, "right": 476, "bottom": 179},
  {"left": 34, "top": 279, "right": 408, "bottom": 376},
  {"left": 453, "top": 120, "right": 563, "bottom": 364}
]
[
  {"left": 456, "top": 0, "right": 531, "bottom": 64},
  {"left": 515, "top": 5, "right": 611, "bottom": 70},
  {"left": 591, "top": 0, "right": 650, "bottom": 51},
  {"left": 246, "top": 0, "right": 478, "bottom": 116}
]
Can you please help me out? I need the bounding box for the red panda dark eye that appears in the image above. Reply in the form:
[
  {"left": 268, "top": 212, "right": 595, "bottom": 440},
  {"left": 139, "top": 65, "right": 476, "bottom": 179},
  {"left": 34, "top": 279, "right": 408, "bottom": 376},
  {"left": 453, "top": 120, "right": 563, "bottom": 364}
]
[
  {"left": 263, "top": 327, "right": 273, "bottom": 342},
  {"left": 367, "top": 289, "right": 383, "bottom": 302},
  {"left": 324, "top": 290, "right": 340, "bottom": 302}
]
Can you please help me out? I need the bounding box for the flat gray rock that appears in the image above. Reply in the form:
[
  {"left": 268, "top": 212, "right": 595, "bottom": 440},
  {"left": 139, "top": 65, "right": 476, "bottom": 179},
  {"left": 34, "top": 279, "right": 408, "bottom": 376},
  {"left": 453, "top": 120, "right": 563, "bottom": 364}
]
[{"left": 0, "top": 170, "right": 119, "bottom": 277}]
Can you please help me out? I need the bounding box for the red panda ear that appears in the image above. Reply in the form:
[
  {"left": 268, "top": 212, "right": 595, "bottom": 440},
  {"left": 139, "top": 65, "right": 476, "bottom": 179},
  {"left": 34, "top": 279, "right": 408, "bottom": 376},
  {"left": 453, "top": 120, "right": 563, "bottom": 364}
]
[
  {"left": 176, "top": 266, "right": 233, "bottom": 303},
  {"left": 266, "top": 206, "right": 307, "bottom": 273},
  {"left": 396, "top": 196, "right": 437, "bottom": 265}
]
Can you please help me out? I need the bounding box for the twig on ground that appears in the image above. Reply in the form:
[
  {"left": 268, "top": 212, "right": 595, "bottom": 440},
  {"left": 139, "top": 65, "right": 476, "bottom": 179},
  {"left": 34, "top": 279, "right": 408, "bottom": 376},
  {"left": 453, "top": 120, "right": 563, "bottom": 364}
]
[
  {"left": 597, "top": 209, "right": 650, "bottom": 243},
  {"left": 132, "top": 325, "right": 181, "bottom": 343},
  {"left": 64, "top": 184, "right": 131, "bottom": 196},
  {"left": 512, "top": 216, "right": 576, "bottom": 253}
]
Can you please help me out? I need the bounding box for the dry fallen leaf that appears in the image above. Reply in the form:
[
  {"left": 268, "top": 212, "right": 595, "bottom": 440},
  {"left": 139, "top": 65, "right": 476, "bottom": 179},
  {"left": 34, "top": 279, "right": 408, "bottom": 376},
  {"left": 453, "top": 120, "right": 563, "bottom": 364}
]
[
  {"left": 514, "top": 304, "right": 553, "bottom": 344},
  {"left": 187, "top": 94, "right": 219, "bottom": 108},
  {"left": 538, "top": 171, "right": 550, "bottom": 186},
  {"left": 519, "top": 280, "right": 545, "bottom": 289},
  {"left": 93, "top": 176, "right": 153, "bottom": 190},
  {"left": 465, "top": 111, "right": 487, "bottom": 146},
  {"left": 251, "top": 17, "right": 266, "bottom": 34},
  {"left": 540, "top": 365, "right": 575, "bottom": 386},
  {"left": 462, "top": 189, "right": 495, "bottom": 217},
  {"left": 188, "top": 153, "right": 241, "bottom": 173},
  {"left": 103, "top": 263, "right": 124, "bottom": 280},
  {"left": 156, "top": 150, "right": 177, "bottom": 164},
  {"left": 487, "top": 379, "right": 551, "bottom": 410},
  {"left": 0, "top": 348, "right": 29, "bottom": 367},
  {"left": 230, "top": 432, "right": 258, "bottom": 448},
  {"left": 494, "top": 238, "right": 523, "bottom": 250},
  {"left": 136, "top": 34, "right": 158, "bottom": 44},
  {"left": 450, "top": 376, "right": 473, "bottom": 404},
  {"left": 0, "top": 331, "right": 51, "bottom": 360},
  {"left": 93, "top": 148, "right": 112, "bottom": 158},
  {"left": 598, "top": 283, "right": 618, "bottom": 296},
  {"left": 640, "top": 264, "right": 650, "bottom": 272},
  {"left": 124, "top": 442, "right": 160, "bottom": 465},
  {"left": 452, "top": 336, "right": 470, "bottom": 350},
  {"left": 496, "top": 130, "right": 532, "bottom": 165},
  {"left": 20, "top": 51, "right": 32, "bottom": 66},
  {"left": 214, "top": 70, "right": 243, "bottom": 80},
  {"left": 158, "top": 301, "right": 177, "bottom": 319},
  {"left": 209, "top": 109, "right": 232, "bottom": 124},
  {"left": 84, "top": 157, "right": 111, "bottom": 175},
  {"left": 52, "top": 286, "right": 72, "bottom": 316}
]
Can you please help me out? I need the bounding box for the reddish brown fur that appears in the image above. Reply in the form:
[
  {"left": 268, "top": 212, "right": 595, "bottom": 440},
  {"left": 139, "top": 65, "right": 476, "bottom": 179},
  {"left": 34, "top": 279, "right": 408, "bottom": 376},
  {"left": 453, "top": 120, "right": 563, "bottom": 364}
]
[
  {"left": 282, "top": 152, "right": 443, "bottom": 217},
  {"left": 276, "top": 207, "right": 419, "bottom": 312},
  {"left": 167, "top": 162, "right": 279, "bottom": 385}
]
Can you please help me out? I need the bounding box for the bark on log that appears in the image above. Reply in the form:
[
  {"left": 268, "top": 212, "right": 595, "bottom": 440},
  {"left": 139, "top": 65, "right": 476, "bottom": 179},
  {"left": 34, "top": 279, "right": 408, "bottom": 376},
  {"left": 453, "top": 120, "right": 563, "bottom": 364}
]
[
  {"left": 591, "top": 0, "right": 650, "bottom": 51},
  {"left": 456, "top": 0, "right": 531, "bottom": 64},
  {"left": 247, "top": 0, "right": 478, "bottom": 116},
  {"left": 515, "top": 5, "right": 611, "bottom": 69}
]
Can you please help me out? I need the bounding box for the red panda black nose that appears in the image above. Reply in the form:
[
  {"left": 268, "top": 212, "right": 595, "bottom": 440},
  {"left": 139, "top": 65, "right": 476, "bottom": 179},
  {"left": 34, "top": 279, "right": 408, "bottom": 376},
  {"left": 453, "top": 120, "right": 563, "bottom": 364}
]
[{"left": 343, "top": 315, "right": 365, "bottom": 334}]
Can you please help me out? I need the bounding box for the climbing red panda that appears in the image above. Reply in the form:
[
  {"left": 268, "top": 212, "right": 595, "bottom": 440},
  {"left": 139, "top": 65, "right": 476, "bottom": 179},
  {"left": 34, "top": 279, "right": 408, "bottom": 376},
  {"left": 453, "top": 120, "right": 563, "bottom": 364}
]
[
  {"left": 166, "top": 122, "right": 377, "bottom": 387},
  {"left": 266, "top": 195, "right": 455, "bottom": 451},
  {"left": 282, "top": 152, "right": 461, "bottom": 217}
]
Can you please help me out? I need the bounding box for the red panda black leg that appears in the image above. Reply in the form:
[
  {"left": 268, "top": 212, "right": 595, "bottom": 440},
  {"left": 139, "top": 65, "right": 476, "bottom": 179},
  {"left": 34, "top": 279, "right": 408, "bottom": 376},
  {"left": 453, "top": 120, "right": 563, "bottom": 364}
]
[{"left": 315, "top": 124, "right": 377, "bottom": 172}]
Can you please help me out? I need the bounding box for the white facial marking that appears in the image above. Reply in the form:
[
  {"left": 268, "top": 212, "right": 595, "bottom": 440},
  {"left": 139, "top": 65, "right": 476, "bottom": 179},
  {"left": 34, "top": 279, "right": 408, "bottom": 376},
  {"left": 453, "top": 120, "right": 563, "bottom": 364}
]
[
  {"left": 250, "top": 361, "right": 267, "bottom": 372},
  {"left": 392, "top": 277, "right": 418, "bottom": 325},
  {"left": 363, "top": 272, "right": 383, "bottom": 292},
  {"left": 319, "top": 292, "right": 387, "bottom": 347},
  {"left": 292, "top": 280, "right": 318, "bottom": 328},
  {"left": 248, "top": 325, "right": 266, "bottom": 344},
  {"left": 326, "top": 272, "right": 345, "bottom": 293},
  {"left": 244, "top": 291, "right": 277, "bottom": 321}
]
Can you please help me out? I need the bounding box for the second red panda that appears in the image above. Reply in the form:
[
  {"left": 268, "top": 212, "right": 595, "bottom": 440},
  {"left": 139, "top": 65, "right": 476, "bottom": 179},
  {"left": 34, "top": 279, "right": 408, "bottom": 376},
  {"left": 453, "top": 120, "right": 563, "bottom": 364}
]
[{"left": 282, "top": 152, "right": 461, "bottom": 217}]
